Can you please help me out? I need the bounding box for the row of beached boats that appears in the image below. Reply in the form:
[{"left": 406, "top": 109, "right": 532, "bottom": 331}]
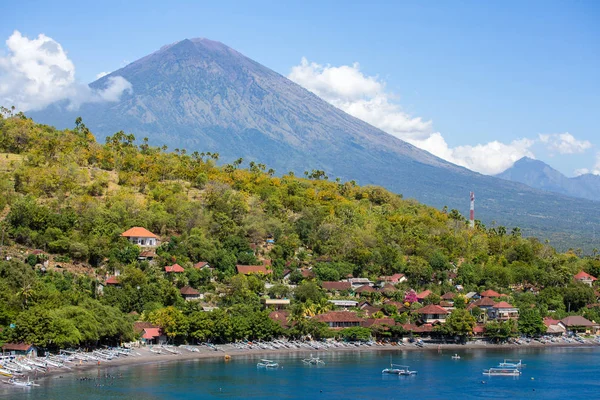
[{"left": 0, "top": 347, "right": 141, "bottom": 388}]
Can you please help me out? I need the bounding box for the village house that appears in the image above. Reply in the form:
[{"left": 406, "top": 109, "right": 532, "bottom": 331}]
[
  {"left": 138, "top": 249, "right": 157, "bottom": 261},
  {"left": 262, "top": 298, "right": 290, "bottom": 310},
  {"left": 378, "top": 273, "right": 407, "bottom": 285},
  {"left": 328, "top": 300, "right": 358, "bottom": 309},
  {"left": 268, "top": 310, "right": 290, "bottom": 329},
  {"left": 121, "top": 227, "right": 159, "bottom": 247},
  {"left": 322, "top": 281, "right": 352, "bottom": 294},
  {"left": 559, "top": 316, "right": 600, "bottom": 335},
  {"left": 354, "top": 284, "right": 376, "bottom": 296},
  {"left": 479, "top": 289, "right": 502, "bottom": 298},
  {"left": 165, "top": 264, "right": 185, "bottom": 273},
  {"left": 193, "top": 261, "right": 212, "bottom": 270},
  {"left": 314, "top": 311, "right": 363, "bottom": 329},
  {"left": 236, "top": 265, "right": 272, "bottom": 275},
  {"left": 416, "top": 304, "right": 449, "bottom": 324},
  {"left": 416, "top": 289, "right": 433, "bottom": 302},
  {"left": 574, "top": 271, "right": 597, "bottom": 287},
  {"left": 180, "top": 286, "right": 202, "bottom": 301},
  {"left": 347, "top": 277, "right": 373, "bottom": 289},
  {"left": 543, "top": 317, "right": 566, "bottom": 336},
  {"left": 134, "top": 322, "right": 166, "bottom": 345},
  {"left": 488, "top": 301, "right": 519, "bottom": 321},
  {"left": 441, "top": 292, "right": 456, "bottom": 304},
  {"left": 2, "top": 343, "right": 38, "bottom": 358}
]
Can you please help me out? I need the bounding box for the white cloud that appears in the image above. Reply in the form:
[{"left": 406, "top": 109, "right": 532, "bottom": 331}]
[
  {"left": 289, "top": 57, "right": 432, "bottom": 140},
  {"left": 288, "top": 58, "right": 535, "bottom": 175},
  {"left": 539, "top": 132, "right": 591, "bottom": 155},
  {"left": 575, "top": 152, "right": 600, "bottom": 176},
  {"left": 96, "top": 71, "right": 109, "bottom": 79},
  {"left": 0, "top": 31, "right": 131, "bottom": 112}
]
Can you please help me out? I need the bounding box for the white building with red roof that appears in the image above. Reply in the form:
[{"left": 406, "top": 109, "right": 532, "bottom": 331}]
[
  {"left": 121, "top": 227, "right": 159, "bottom": 247},
  {"left": 488, "top": 301, "right": 519, "bottom": 321},
  {"left": 416, "top": 304, "right": 449, "bottom": 324},
  {"left": 574, "top": 271, "right": 597, "bottom": 287}
]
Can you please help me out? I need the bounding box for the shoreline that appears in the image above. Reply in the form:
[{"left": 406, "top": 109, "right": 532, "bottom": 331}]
[{"left": 23, "top": 340, "right": 600, "bottom": 384}]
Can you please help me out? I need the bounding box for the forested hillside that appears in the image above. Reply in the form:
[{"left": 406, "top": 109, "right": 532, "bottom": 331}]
[{"left": 1, "top": 108, "right": 599, "bottom": 347}]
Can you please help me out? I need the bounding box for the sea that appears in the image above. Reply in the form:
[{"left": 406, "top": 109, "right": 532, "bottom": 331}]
[{"left": 2, "top": 346, "right": 599, "bottom": 399}]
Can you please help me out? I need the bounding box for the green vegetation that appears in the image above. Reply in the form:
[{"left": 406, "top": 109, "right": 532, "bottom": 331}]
[{"left": 0, "top": 110, "right": 599, "bottom": 348}]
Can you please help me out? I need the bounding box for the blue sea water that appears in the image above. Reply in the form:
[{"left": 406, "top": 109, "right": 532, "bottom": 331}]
[{"left": 2, "top": 346, "right": 600, "bottom": 399}]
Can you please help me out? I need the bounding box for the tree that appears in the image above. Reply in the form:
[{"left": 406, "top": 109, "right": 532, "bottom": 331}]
[
  {"left": 147, "top": 306, "right": 189, "bottom": 342},
  {"left": 518, "top": 308, "right": 546, "bottom": 337},
  {"left": 339, "top": 327, "right": 371, "bottom": 342},
  {"left": 484, "top": 319, "right": 518, "bottom": 342},
  {"left": 444, "top": 309, "right": 476, "bottom": 338},
  {"left": 294, "top": 281, "right": 325, "bottom": 303}
]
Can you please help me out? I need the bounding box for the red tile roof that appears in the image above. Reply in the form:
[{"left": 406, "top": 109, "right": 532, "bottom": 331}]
[
  {"left": 236, "top": 265, "right": 272, "bottom": 275},
  {"left": 493, "top": 301, "right": 515, "bottom": 309},
  {"left": 416, "top": 304, "right": 449, "bottom": 314},
  {"left": 355, "top": 284, "right": 376, "bottom": 293},
  {"left": 362, "top": 306, "right": 382, "bottom": 316},
  {"left": 380, "top": 273, "right": 405, "bottom": 282},
  {"left": 469, "top": 297, "right": 496, "bottom": 308},
  {"left": 379, "top": 283, "right": 397, "bottom": 293},
  {"left": 165, "top": 264, "right": 185, "bottom": 273},
  {"left": 439, "top": 301, "right": 454, "bottom": 308},
  {"left": 268, "top": 310, "right": 290, "bottom": 328},
  {"left": 543, "top": 317, "right": 560, "bottom": 327},
  {"left": 314, "top": 311, "right": 363, "bottom": 323},
  {"left": 121, "top": 227, "right": 158, "bottom": 238},
  {"left": 133, "top": 321, "right": 158, "bottom": 334},
  {"left": 473, "top": 325, "right": 485, "bottom": 334},
  {"left": 417, "top": 290, "right": 432, "bottom": 299},
  {"left": 300, "top": 269, "right": 314, "bottom": 278},
  {"left": 361, "top": 318, "right": 396, "bottom": 328},
  {"left": 574, "top": 271, "right": 597, "bottom": 281},
  {"left": 105, "top": 276, "right": 119, "bottom": 285},
  {"left": 193, "top": 261, "right": 210, "bottom": 269},
  {"left": 139, "top": 250, "right": 157, "bottom": 257},
  {"left": 402, "top": 323, "right": 434, "bottom": 333},
  {"left": 180, "top": 285, "right": 200, "bottom": 295},
  {"left": 480, "top": 289, "right": 501, "bottom": 298},
  {"left": 2, "top": 343, "right": 33, "bottom": 351},
  {"left": 142, "top": 328, "right": 162, "bottom": 339},
  {"left": 441, "top": 292, "right": 456, "bottom": 300},
  {"left": 322, "top": 281, "right": 352, "bottom": 291}
]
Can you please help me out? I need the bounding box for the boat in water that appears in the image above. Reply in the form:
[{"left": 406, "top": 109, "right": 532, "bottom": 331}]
[
  {"left": 3, "top": 378, "right": 39, "bottom": 387},
  {"left": 382, "top": 364, "right": 418, "bottom": 376},
  {"left": 257, "top": 359, "right": 279, "bottom": 368},
  {"left": 451, "top": 354, "right": 460, "bottom": 360},
  {"left": 302, "top": 356, "right": 325, "bottom": 365},
  {"left": 498, "top": 359, "right": 525, "bottom": 368},
  {"left": 482, "top": 367, "right": 521, "bottom": 376}
]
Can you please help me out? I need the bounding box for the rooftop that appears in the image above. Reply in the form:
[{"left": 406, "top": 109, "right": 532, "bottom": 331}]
[{"left": 121, "top": 227, "right": 158, "bottom": 238}]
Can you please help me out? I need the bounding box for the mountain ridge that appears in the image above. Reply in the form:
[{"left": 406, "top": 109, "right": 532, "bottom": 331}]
[
  {"left": 29, "top": 38, "right": 600, "bottom": 250},
  {"left": 496, "top": 157, "right": 600, "bottom": 201}
]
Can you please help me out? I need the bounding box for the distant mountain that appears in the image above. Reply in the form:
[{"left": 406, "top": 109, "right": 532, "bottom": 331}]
[
  {"left": 30, "top": 38, "right": 600, "bottom": 251},
  {"left": 497, "top": 157, "right": 600, "bottom": 201}
]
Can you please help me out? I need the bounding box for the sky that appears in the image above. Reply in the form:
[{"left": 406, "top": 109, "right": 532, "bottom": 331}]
[{"left": 0, "top": 0, "right": 598, "bottom": 177}]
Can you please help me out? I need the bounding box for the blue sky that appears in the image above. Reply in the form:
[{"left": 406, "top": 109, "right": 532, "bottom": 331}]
[{"left": 1, "top": 0, "right": 598, "bottom": 176}]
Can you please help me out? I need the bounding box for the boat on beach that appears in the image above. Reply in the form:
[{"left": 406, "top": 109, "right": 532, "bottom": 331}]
[
  {"left": 257, "top": 359, "right": 279, "bottom": 368},
  {"left": 382, "top": 364, "right": 417, "bottom": 376},
  {"left": 482, "top": 367, "right": 521, "bottom": 376}
]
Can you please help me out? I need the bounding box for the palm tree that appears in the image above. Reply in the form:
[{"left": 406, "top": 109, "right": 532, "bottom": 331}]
[{"left": 314, "top": 298, "right": 331, "bottom": 315}]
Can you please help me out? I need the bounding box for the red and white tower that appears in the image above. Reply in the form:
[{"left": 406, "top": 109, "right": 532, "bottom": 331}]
[{"left": 469, "top": 191, "right": 475, "bottom": 229}]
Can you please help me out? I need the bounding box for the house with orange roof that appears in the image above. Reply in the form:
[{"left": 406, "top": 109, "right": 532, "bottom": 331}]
[
  {"left": 378, "top": 273, "right": 407, "bottom": 284},
  {"left": 416, "top": 289, "right": 433, "bottom": 302},
  {"left": 236, "top": 265, "right": 272, "bottom": 275},
  {"left": 2, "top": 343, "right": 38, "bottom": 358},
  {"left": 479, "top": 289, "right": 502, "bottom": 298},
  {"left": 543, "top": 317, "right": 565, "bottom": 335},
  {"left": 574, "top": 271, "right": 597, "bottom": 287},
  {"left": 165, "top": 264, "right": 185, "bottom": 273},
  {"left": 121, "top": 227, "right": 159, "bottom": 247}
]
